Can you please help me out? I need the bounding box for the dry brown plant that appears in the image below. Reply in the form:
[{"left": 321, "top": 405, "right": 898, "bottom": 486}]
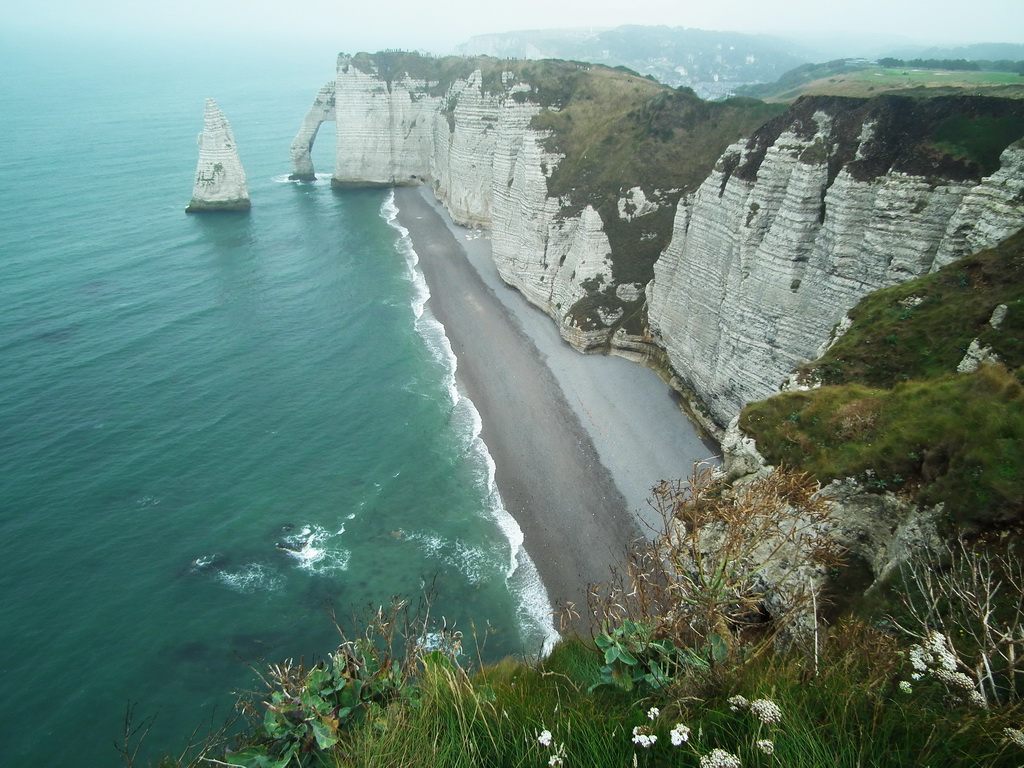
[
  {"left": 591, "top": 464, "right": 846, "bottom": 663},
  {"left": 831, "top": 397, "right": 881, "bottom": 440},
  {"left": 893, "top": 538, "right": 1024, "bottom": 707}
]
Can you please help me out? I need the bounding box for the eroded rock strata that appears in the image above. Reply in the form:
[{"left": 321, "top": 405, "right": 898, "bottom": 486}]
[
  {"left": 647, "top": 96, "right": 1024, "bottom": 428},
  {"left": 186, "top": 98, "right": 250, "bottom": 213},
  {"left": 294, "top": 57, "right": 1024, "bottom": 431}
]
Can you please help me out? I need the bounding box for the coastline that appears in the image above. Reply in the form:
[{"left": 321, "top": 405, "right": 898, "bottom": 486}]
[{"left": 393, "top": 186, "right": 718, "bottom": 635}]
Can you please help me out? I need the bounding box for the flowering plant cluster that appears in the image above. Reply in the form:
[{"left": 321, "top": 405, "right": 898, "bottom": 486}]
[
  {"left": 1004, "top": 726, "right": 1024, "bottom": 749},
  {"left": 536, "top": 728, "right": 566, "bottom": 767},
  {"left": 905, "top": 631, "right": 986, "bottom": 708},
  {"left": 700, "top": 748, "right": 742, "bottom": 768},
  {"left": 722, "top": 694, "right": 781, "bottom": 759},
  {"left": 624, "top": 697, "right": 780, "bottom": 766}
]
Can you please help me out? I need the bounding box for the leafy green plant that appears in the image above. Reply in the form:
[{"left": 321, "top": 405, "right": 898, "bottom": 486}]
[
  {"left": 227, "top": 600, "right": 460, "bottom": 767},
  {"left": 592, "top": 619, "right": 711, "bottom": 691}
]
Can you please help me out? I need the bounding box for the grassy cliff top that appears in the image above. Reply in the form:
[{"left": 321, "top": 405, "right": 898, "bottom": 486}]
[
  {"left": 738, "top": 61, "right": 1024, "bottom": 102},
  {"left": 741, "top": 229, "right": 1024, "bottom": 530}
]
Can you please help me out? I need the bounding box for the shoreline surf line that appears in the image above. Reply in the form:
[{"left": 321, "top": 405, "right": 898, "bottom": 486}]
[
  {"left": 392, "top": 186, "right": 644, "bottom": 637},
  {"left": 381, "top": 192, "right": 561, "bottom": 652}
]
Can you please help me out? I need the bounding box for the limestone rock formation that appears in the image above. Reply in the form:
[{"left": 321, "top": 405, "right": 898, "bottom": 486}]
[
  {"left": 291, "top": 54, "right": 621, "bottom": 339},
  {"left": 186, "top": 98, "right": 250, "bottom": 213},
  {"left": 289, "top": 82, "right": 336, "bottom": 181},
  {"left": 647, "top": 98, "right": 1024, "bottom": 427},
  {"left": 294, "top": 60, "right": 1024, "bottom": 431}
]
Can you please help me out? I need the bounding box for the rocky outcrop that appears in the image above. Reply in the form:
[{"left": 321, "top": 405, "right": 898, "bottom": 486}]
[
  {"left": 647, "top": 97, "right": 1024, "bottom": 427},
  {"left": 186, "top": 99, "right": 250, "bottom": 213},
  {"left": 719, "top": 417, "right": 943, "bottom": 590},
  {"left": 289, "top": 82, "right": 336, "bottom": 181}
]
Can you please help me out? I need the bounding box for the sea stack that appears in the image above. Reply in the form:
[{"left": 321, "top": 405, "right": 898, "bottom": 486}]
[{"left": 185, "top": 98, "right": 250, "bottom": 213}]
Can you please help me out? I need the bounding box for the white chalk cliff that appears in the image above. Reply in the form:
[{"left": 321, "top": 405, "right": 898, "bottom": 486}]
[
  {"left": 647, "top": 99, "right": 1024, "bottom": 427},
  {"left": 186, "top": 99, "right": 250, "bottom": 213},
  {"left": 294, "top": 62, "right": 1024, "bottom": 429}
]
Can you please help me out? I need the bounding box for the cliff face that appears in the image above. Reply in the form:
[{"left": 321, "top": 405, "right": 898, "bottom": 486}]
[
  {"left": 647, "top": 96, "right": 1024, "bottom": 427},
  {"left": 294, "top": 53, "right": 626, "bottom": 344},
  {"left": 186, "top": 98, "right": 250, "bottom": 213},
  {"left": 294, "top": 60, "right": 1024, "bottom": 430}
]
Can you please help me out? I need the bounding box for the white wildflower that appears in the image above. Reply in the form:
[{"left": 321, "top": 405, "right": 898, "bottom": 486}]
[
  {"left": 670, "top": 723, "right": 691, "bottom": 746},
  {"left": 1004, "top": 727, "right": 1024, "bottom": 748},
  {"left": 726, "top": 695, "right": 749, "bottom": 712},
  {"left": 700, "top": 748, "right": 742, "bottom": 768},
  {"left": 933, "top": 668, "right": 976, "bottom": 692},
  {"left": 750, "top": 698, "right": 782, "bottom": 724},
  {"left": 965, "top": 689, "right": 987, "bottom": 709},
  {"left": 548, "top": 755, "right": 564, "bottom": 767},
  {"left": 909, "top": 645, "right": 929, "bottom": 673},
  {"left": 756, "top": 739, "right": 775, "bottom": 755},
  {"left": 647, "top": 706, "right": 660, "bottom": 721},
  {"left": 911, "top": 672, "right": 923, "bottom": 681},
  {"left": 537, "top": 729, "right": 552, "bottom": 747},
  {"left": 898, "top": 680, "right": 913, "bottom": 694},
  {"left": 631, "top": 726, "right": 657, "bottom": 748},
  {"left": 926, "top": 631, "right": 958, "bottom": 672}
]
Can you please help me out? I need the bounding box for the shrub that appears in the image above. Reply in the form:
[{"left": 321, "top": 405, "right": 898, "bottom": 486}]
[{"left": 590, "top": 464, "right": 845, "bottom": 679}]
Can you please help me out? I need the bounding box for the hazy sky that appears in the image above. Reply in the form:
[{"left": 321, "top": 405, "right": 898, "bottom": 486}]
[{"left": 5, "top": 0, "right": 1024, "bottom": 54}]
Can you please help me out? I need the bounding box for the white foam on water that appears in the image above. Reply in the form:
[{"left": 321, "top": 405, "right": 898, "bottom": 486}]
[
  {"left": 406, "top": 531, "right": 495, "bottom": 586},
  {"left": 381, "top": 191, "right": 459, "bottom": 407},
  {"left": 135, "top": 495, "right": 161, "bottom": 510},
  {"left": 458, "top": 394, "right": 559, "bottom": 654},
  {"left": 217, "top": 562, "right": 284, "bottom": 593},
  {"left": 272, "top": 172, "right": 333, "bottom": 185},
  {"left": 279, "top": 524, "right": 351, "bottom": 575},
  {"left": 381, "top": 192, "right": 558, "bottom": 655}
]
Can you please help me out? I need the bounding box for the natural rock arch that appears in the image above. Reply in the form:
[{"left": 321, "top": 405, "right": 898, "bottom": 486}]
[{"left": 289, "top": 81, "right": 336, "bottom": 181}]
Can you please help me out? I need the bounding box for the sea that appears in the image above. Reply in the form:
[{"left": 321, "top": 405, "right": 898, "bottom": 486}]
[{"left": 0, "top": 35, "right": 555, "bottom": 767}]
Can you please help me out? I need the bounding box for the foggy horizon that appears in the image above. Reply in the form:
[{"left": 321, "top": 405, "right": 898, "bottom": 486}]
[{"left": 3, "top": 0, "right": 1023, "bottom": 61}]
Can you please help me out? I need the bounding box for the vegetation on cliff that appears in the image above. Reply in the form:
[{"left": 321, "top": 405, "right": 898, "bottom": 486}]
[
  {"left": 741, "top": 229, "right": 1024, "bottom": 529},
  {"left": 531, "top": 76, "right": 783, "bottom": 287},
  {"left": 737, "top": 60, "right": 1024, "bottom": 102},
  {"left": 143, "top": 58, "right": 1024, "bottom": 768},
  {"left": 149, "top": 470, "right": 1024, "bottom": 768}
]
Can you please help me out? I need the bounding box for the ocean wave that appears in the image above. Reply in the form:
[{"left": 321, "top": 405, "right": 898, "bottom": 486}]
[
  {"left": 406, "top": 531, "right": 497, "bottom": 586},
  {"left": 460, "top": 396, "right": 559, "bottom": 653},
  {"left": 381, "top": 191, "right": 458, "bottom": 406}
]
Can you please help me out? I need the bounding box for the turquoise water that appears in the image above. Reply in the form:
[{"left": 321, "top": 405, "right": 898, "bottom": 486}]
[{"left": 0, "top": 37, "right": 551, "bottom": 766}]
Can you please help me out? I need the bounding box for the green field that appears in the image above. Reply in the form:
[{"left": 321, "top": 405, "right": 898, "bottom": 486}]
[{"left": 767, "top": 67, "right": 1024, "bottom": 101}]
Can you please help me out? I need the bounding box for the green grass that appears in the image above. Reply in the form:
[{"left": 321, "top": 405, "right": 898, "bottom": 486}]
[
  {"left": 740, "top": 65, "right": 1024, "bottom": 102},
  {"left": 311, "top": 624, "right": 1021, "bottom": 767},
  {"left": 932, "top": 115, "right": 1024, "bottom": 174},
  {"left": 740, "top": 230, "right": 1024, "bottom": 529},
  {"left": 741, "top": 365, "right": 1024, "bottom": 527},
  {"left": 799, "top": 228, "right": 1024, "bottom": 389}
]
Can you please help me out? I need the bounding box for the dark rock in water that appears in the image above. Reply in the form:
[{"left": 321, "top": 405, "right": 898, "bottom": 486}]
[
  {"left": 280, "top": 523, "right": 295, "bottom": 533},
  {"left": 185, "top": 552, "right": 226, "bottom": 575},
  {"left": 276, "top": 540, "right": 305, "bottom": 553},
  {"left": 171, "top": 640, "right": 212, "bottom": 662}
]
